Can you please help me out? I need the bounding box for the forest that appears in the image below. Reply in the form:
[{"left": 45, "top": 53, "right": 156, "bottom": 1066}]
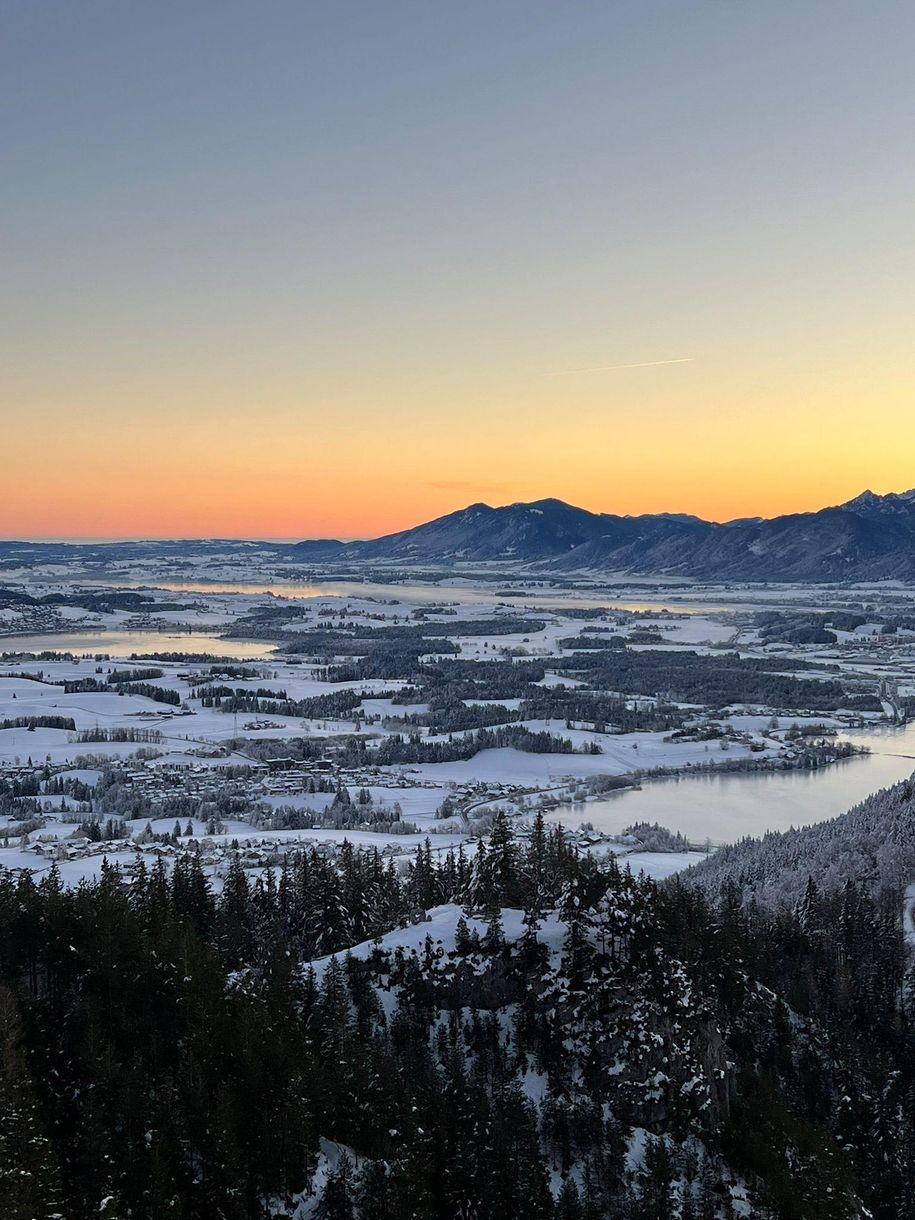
[{"left": 2, "top": 809, "right": 913, "bottom": 1219}]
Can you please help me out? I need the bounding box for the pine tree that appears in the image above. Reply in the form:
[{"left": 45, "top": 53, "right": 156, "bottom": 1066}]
[
  {"left": 556, "top": 1176, "right": 584, "bottom": 1219},
  {"left": 488, "top": 810, "right": 521, "bottom": 906},
  {"left": 634, "top": 1136, "right": 674, "bottom": 1219},
  {"left": 454, "top": 913, "right": 474, "bottom": 956},
  {"left": 217, "top": 852, "right": 255, "bottom": 964},
  {"left": 315, "top": 1152, "right": 356, "bottom": 1219},
  {"left": 355, "top": 1158, "right": 391, "bottom": 1219}
]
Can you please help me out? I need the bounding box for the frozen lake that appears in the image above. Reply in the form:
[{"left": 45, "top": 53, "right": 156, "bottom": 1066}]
[
  {"left": 78, "top": 576, "right": 734, "bottom": 614},
  {"left": 555, "top": 720, "right": 915, "bottom": 843},
  {"left": 0, "top": 631, "right": 277, "bottom": 659}
]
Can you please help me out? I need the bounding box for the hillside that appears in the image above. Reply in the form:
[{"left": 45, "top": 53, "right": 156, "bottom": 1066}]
[{"left": 682, "top": 770, "right": 915, "bottom": 908}]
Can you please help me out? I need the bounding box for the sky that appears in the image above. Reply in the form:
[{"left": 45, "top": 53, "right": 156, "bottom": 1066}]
[{"left": 2, "top": 1, "right": 914, "bottom": 540}]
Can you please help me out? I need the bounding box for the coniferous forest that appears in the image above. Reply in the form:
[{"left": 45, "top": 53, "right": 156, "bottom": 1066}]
[{"left": 1, "top": 810, "right": 913, "bottom": 1220}]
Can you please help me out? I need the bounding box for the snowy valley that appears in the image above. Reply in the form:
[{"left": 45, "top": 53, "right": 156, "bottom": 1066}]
[{"left": 2, "top": 551, "right": 915, "bottom": 1217}]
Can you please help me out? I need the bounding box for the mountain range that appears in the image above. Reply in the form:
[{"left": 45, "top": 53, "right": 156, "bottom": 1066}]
[
  {"left": 3, "top": 488, "right": 915, "bottom": 582},
  {"left": 289, "top": 487, "right": 915, "bottom": 581}
]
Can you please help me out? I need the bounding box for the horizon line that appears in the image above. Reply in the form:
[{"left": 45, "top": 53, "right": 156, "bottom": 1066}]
[{"left": 1, "top": 485, "right": 905, "bottom": 546}]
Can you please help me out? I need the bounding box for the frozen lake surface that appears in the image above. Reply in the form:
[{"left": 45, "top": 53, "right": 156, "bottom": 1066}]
[
  {"left": 57, "top": 575, "right": 733, "bottom": 613},
  {"left": 0, "top": 630, "right": 277, "bottom": 659},
  {"left": 556, "top": 721, "right": 915, "bottom": 843}
]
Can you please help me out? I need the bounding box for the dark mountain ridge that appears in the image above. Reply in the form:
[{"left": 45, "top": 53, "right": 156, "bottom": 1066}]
[
  {"left": 4, "top": 488, "right": 914, "bottom": 582},
  {"left": 291, "top": 487, "right": 915, "bottom": 581}
]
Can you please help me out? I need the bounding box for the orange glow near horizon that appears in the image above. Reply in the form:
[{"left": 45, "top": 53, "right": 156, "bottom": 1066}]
[
  {"left": 4, "top": 360, "right": 915, "bottom": 539},
  {"left": 4, "top": 5, "right": 915, "bottom": 542},
  {"left": 6, "top": 465, "right": 915, "bottom": 541}
]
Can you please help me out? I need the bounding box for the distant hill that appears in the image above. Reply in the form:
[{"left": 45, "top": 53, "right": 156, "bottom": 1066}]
[{"left": 289, "top": 487, "right": 915, "bottom": 581}]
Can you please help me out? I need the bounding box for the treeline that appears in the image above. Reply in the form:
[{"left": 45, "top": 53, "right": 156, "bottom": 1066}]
[
  {"left": 386, "top": 647, "right": 876, "bottom": 722},
  {"left": 520, "top": 691, "right": 684, "bottom": 734},
  {"left": 75, "top": 816, "right": 132, "bottom": 842},
  {"left": 74, "top": 727, "right": 164, "bottom": 744},
  {"left": 0, "top": 715, "right": 76, "bottom": 732},
  {"left": 226, "top": 621, "right": 462, "bottom": 677},
  {"left": 191, "top": 685, "right": 397, "bottom": 721},
  {"left": 411, "top": 700, "right": 523, "bottom": 733},
  {"left": 253, "top": 791, "right": 413, "bottom": 835},
  {"left": 63, "top": 677, "right": 111, "bottom": 693},
  {"left": 227, "top": 615, "right": 547, "bottom": 646},
  {"left": 392, "top": 658, "right": 548, "bottom": 703},
  {"left": 394, "top": 688, "right": 682, "bottom": 738},
  {"left": 62, "top": 675, "right": 182, "bottom": 705},
  {"left": 117, "top": 681, "right": 182, "bottom": 705},
  {"left": 43, "top": 774, "right": 95, "bottom": 802},
  {"left": 752, "top": 609, "right": 911, "bottom": 643},
  {"left": 230, "top": 723, "right": 588, "bottom": 771},
  {"left": 192, "top": 683, "right": 289, "bottom": 705},
  {"left": 0, "top": 589, "right": 184, "bottom": 614},
  {"left": 371, "top": 725, "right": 583, "bottom": 766},
  {"left": 319, "top": 639, "right": 460, "bottom": 682},
  {"left": 755, "top": 611, "right": 845, "bottom": 645},
  {"left": 553, "top": 646, "right": 879, "bottom": 712},
  {"left": 107, "top": 667, "right": 165, "bottom": 683}
]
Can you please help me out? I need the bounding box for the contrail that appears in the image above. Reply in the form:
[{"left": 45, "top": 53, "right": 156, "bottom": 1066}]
[{"left": 551, "top": 356, "right": 697, "bottom": 375}]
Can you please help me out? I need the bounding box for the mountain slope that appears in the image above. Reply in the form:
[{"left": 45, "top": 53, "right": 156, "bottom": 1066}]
[
  {"left": 5, "top": 489, "right": 913, "bottom": 583},
  {"left": 344, "top": 498, "right": 708, "bottom": 564},
  {"left": 289, "top": 488, "right": 915, "bottom": 580},
  {"left": 682, "top": 769, "right": 915, "bottom": 908}
]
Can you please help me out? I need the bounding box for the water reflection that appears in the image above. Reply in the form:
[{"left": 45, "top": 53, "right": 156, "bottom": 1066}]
[
  {"left": 81, "top": 577, "right": 729, "bottom": 614},
  {"left": 0, "top": 631, "right": 276, "bottom": 660}
]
